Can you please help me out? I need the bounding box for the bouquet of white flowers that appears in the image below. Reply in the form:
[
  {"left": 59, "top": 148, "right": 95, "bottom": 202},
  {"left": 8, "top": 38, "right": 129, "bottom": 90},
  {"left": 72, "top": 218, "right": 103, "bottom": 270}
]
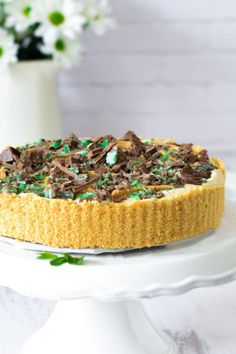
[{"left": 0, "top": 0, "right": 113, "bottom": 71}]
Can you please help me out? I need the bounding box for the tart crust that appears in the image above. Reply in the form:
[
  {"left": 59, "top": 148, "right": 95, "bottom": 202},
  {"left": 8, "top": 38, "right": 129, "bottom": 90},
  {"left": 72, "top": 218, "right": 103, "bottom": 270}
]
[{"left": 0, "top": 157, "right": 225, "bottom": 249}]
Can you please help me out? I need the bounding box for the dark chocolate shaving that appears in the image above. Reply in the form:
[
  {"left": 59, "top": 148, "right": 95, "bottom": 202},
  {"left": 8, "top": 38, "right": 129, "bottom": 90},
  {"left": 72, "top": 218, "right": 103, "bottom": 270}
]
[{"left": 0, "top": 132, "right": 217, "bottom": 202}]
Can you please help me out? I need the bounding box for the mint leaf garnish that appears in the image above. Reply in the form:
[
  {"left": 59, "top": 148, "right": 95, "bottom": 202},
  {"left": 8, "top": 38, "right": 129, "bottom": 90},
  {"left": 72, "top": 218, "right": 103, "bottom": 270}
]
[
  {"left": 37, "top": 252, "right": 85, "bottom": 267},
  {"left": 37, "top": 252, "right": 58, "bottom": 260},
  {"left": 66, "top": 254, "right": 85, "bottom": 265},
  {"left": 50, "top": 256, "right": 68, "bottom": 266}
]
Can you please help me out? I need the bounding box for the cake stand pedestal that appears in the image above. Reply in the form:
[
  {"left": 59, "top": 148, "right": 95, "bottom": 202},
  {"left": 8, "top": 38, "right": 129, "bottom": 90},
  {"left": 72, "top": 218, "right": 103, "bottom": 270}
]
[{"left": 0, "top": 174, "right": 235, "bottom": 354}]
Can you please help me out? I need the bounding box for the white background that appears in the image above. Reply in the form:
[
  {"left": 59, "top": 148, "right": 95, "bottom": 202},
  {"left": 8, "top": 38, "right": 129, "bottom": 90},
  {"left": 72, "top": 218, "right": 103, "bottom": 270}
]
[
  {"left": 59, "top": 0, "right": 236, "bottom": 168},
  {"left": 0, "top": 0, "right": 236, "bottom": 353}
]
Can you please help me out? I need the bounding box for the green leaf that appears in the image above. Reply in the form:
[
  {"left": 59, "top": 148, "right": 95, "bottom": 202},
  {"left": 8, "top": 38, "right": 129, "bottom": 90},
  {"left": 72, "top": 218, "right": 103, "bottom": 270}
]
[
  {"left": 37, "top": 252, "right": 85, "bottom": 267},
  {"left": 103, "top": 173, "right": 110, "bottom": 180},
  {"left": 66, "top": 254, "right": 85, "bottom": 266},
  {"left": 37, "top": 252, "right": 58, "bottom": 260},
  {"left": 106, "top": 148, "right": 117, "bottom": 167},
  {"left": 51, "top": 139, "right": 62, "bottom": 150},
  {"left": 50, "top": 256, "right": 68, "bottom": 266}
]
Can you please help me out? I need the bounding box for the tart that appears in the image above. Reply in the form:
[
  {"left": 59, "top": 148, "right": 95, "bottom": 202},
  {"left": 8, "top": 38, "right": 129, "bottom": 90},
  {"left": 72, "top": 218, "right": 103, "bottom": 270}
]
[{"left": 0, "top": 131, "right": 225, "bottom": 249}]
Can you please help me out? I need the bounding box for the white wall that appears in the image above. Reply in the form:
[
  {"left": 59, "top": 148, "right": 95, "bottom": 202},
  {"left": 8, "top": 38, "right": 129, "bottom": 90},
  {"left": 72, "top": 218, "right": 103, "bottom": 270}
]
[{"left": 59, "top": 0, "right": 236, "bottom": 167}]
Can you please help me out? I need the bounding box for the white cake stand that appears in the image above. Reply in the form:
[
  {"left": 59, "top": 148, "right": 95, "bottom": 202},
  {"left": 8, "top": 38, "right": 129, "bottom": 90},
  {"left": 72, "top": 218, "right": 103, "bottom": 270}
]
[{"left": 0, "top": 173, "right": 235, "bottom": 354}]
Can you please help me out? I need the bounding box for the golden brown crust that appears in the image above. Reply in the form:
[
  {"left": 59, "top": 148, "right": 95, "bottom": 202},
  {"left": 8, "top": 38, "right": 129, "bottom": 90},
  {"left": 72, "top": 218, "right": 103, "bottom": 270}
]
[{"left": 0, "top": 158, "right": 225, "bottom": 249}]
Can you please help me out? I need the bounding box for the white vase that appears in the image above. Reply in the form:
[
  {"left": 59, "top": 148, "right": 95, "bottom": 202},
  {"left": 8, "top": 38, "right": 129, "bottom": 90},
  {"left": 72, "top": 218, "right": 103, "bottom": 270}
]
[{"left": 0, "top": 60, "right": 62, "bottom": 149}]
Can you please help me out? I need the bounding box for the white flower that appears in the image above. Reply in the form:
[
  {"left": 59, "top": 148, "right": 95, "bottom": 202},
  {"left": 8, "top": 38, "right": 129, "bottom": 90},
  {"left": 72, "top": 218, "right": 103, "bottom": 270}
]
[
  {"left": 5, "top": 0, "right": 35, "bottom": 32},
  {"left": 82, "top": 0, "right": 114, "bottom": 36},
  {"left": 41, "top": 36, "right": 81, "bottom": 68},
  {"left": 34, "top": 0, "right": 85, "bottom": 43},
  {"left": 0, "top": 28, "right": 18, "bottom": 72}
]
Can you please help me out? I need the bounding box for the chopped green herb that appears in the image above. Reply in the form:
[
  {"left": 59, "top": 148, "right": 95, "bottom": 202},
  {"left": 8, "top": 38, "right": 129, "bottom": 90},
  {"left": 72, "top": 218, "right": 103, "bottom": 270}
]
[
  {"left": 103, "top": 173, "right": 110, "bottom": 180},
  {"left": 106, "top": 148, "right": 117, "bottom": 167},
  {"left": 81, "top": 139, "right": 91, "bottom": 147},
  {"left": 51, "top": 139, "right": 62, "bottom": 149},
  {"left": 79, "top": 192, "right": 96, "bottom": 200},
  {"left": 101, "top": 139, "right": 109, "bottom": 149}
]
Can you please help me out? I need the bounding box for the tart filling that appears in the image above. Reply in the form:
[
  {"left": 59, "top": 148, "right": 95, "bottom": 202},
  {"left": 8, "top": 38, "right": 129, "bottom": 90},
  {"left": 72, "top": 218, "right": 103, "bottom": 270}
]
[{"left": 0, "top": 131, "right": 222, "bottom": 203}]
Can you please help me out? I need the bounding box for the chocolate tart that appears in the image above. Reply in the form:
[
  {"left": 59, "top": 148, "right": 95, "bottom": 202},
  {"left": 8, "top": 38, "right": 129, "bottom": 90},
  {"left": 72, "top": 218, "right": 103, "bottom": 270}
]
[{"left": 0, "top": 131, "right": 225, "bottom": 249}]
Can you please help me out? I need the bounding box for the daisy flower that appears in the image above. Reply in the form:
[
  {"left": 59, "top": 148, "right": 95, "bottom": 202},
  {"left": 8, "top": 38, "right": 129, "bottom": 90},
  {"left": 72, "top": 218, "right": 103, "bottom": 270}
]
[
  {"left": 82, "top": 0, "right": 114, "bottom": 35},
  {"left": 0, "top": 28, "right": 18, "bottom": 72},
  {"left": 41, "top": 35, "right": 81, "bottom": 68},
  {"left": 34, "top": 0, "right": 85, "bottom": 43},
  {"left": 5, "top": 0, "right": 35, "bottom": 32}
]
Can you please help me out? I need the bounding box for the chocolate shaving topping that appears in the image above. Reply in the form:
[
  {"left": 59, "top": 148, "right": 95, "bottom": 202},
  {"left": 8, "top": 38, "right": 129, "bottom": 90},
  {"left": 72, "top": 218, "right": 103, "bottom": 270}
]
[
  {"left": 73, "top": 176, "right": 100, "bottom": 193},
  {"left": 0, "top": 131, "right": 217, "bottom": 202}
]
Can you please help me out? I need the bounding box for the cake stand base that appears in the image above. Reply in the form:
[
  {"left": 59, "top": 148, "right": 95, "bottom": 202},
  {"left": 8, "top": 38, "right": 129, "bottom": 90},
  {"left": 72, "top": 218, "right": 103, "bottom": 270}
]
[{"left": 23, "top": 298, "right": 178, "bottom": 354}]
